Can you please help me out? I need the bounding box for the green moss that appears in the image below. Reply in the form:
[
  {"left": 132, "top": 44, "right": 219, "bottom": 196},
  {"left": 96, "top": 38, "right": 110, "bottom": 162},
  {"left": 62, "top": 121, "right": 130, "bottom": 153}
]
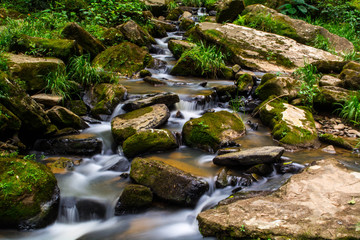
[
  {"left": 237, "top": 73, "right": 253, "bottom": 92},
  {"left": 260, "top": 73, "right": 277, "bottom": 85},
  {"left": 91, "top": 83, "right": 126, "bottom": 115},
  {"left": 166, "top": 8, "right": 183, "bottom": 21},
  {"left": 0, "top": 158, "right": 57, "bottom": 226},
  {"left": 120, "top": 106, "right": 152, "bottom": 120},
  {"left": 319, "top": 133, "right": 353, "bottom": 150},
  {"left": 119, "top": 184, "right": 153, "bottom": 208}
]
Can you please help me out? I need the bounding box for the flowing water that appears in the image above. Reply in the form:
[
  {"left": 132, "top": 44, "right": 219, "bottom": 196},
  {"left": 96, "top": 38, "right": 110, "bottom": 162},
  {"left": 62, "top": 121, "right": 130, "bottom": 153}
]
[{"left": 2, "top": 14, "right": 360, "bottom": 240}]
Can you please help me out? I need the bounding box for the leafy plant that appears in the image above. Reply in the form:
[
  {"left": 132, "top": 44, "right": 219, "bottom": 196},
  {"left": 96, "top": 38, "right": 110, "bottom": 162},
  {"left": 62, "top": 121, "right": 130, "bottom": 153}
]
[
  {"left": 23, "top": 154, "right": 36, "bottom": 160},
  {"left": 336, "top": 91, "right": 360, "bottom": 125},
  {"left": 313, "top": 34, "right": 332, "bottom": 52},
  {"left": 45, "top": 68, "right": 76, "bottom": 99},
  {"left": 0, "top": 51, "right": 9, "bottom": 72},
  {"left": 167, "top": 0, "right": 179, "bottom": 11},
  {"left": 279, "top": 0, "right": 318, "bottom": 16},
  {"left": 68, "top": 54, "right": 102, "bottom": 86}
]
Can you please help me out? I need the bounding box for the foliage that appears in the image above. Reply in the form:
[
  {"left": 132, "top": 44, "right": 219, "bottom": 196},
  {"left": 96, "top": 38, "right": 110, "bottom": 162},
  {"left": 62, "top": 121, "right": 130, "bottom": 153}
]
[
  {"left": 23, "top": 153, "right": 36, "bottom": 160},
  {"left": 0, "top": 51, "right": 9, "bottom": 72},
  {"left": 68, "top": 54, "right": 102, "bottom": 86},
  {"left": 279, "top": 0, "right": 318, "bottom": 16},
  {"left": 181, "top": 41, "right": 226, "bottom": 78},
  {"left": 181, "top": 0, "right": 217, "bottom": 7},
  {"left": 336, "top": 91, "right": 360, "bottom": 125},
  {"left": 294, "top": 62, "right": 320, "bottom": 108},
  {"left": 167, "top": 1, "right": 179, "bottom": 11},
  {"left": 45, "top": 68, "right": 75, "bottom": 99},
  {"left": 313, "top": 34, "right": 332, "bottom": 52}
]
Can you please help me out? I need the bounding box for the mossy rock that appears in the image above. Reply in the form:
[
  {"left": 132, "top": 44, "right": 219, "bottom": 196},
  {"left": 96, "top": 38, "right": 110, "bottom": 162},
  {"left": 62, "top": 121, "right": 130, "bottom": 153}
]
[
  {"left": 90, "top": 83, "right": 127, "bottom": 115},
  {"left": 66, "top": 100, "right": 87, "bottom": 116},
  {"left": 0, "top": 103, "right": 21, "bottom": 141},
  {"left": 117, "top": 20, "right": 156, "bottom": 48},
  {"left": 339, "top": 68, "right": 360, "bottom": 90},
  {"left": 255, "top": 76, "right": 299, "bottom": 101},
  {"left": 123, "top": 129, "right": 178, "bottom": 158},
  {"left": 166, "top": 8, "right": 184, "bottom": 21},
  {"left": 182, "top": 111, "right": 246, "bottom": 152},
  {"left": 92, "top": 42, "right": 153, "bottom": 77},
  {"left": 117, "top": 184, "right": 153, "bottom": 210},
  {"left": 314, "top": 86, "right": 352, "bottom": 111},
  {"left": 46, "top": 106, "right": 87, "bottom": 130},
  {"left": 147, "top": 20, "right": 168, "bottom": 38},
  {"left": 216, "top": 0, "right": 245, "bottom": 23},
  {"left": 57, "top": 0, "right": 87, "bottom": 12},
  {"left": 0, "top": 158, "right": 59, "bottom": 229},
  {"left": 237, "top": 73, "right": 254, "bottom": 93},
  {"left": 319, "top": 133, "right": 353, "bottom": 150},
  {"left": 179, "top": 18, "right": 195, "bottom": 31},
  {"left": 10, "top": 35, "right": 80, "bottom": 62},
  {"left": 139, "top": 69, "right": 152, "bottom": 78},
  {"left": 168, "top": 39, "right": 196, "bottom": 60},
  {"left": 102, "top": 27, "right": 125, "bottom": 46},
  {"left": 259, "top": 98, "right": 319, "bottom": 149}
]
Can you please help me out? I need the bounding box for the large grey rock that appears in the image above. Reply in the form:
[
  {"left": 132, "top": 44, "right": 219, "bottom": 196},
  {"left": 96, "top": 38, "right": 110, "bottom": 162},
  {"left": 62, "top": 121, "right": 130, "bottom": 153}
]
[
  {"left": 111, "top": 104, "right": 170, "bottom": 144},
  {"left": 122, "top": 92, "right": 179, "bottom": 111},
  {"left": 213, "top": 146, "right": 285, "bottom": 167},
  {"left": 197, "top": 159, "right": 360, "bottom": 239},
  {"left": 130, "top": 157, "right": 209, "bottom": 206},
  {"left": 191, "top": 22, "right": 343, "bottom": 72}
]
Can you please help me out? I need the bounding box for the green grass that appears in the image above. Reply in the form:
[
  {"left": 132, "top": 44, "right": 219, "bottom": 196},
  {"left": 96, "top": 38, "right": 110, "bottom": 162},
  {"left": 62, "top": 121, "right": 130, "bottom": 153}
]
[
  {"left": 45, "top": 68, "right": 75, "bottom": 99},
  {"left": 68, "top": 54, "right": 102, "bottom": 86},
  {"left": 336, "top": 91, "right": 360, "bottom": 125},
  {"left": 0, "top": 51, "right": 9, "bottom": 72}
]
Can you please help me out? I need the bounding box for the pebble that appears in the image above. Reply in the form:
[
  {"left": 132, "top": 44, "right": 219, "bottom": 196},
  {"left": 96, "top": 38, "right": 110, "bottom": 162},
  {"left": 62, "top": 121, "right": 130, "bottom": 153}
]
[
  {"left": 334, "top": 124, "right": 345, "bottom": 130},
  {"left": 321, "top": 145, "right": 336, "bottom": 154}
]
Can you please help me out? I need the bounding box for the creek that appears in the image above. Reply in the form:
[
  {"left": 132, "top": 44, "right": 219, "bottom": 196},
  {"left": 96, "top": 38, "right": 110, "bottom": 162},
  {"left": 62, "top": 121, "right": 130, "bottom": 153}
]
[{"left": 1, "top": 11, "right": 360, "bottom": 240}]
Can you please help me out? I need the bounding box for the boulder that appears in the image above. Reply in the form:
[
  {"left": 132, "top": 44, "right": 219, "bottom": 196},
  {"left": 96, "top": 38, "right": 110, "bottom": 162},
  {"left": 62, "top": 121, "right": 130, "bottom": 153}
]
[
  {"left": 179, "top": 18, "right": 195, "bottom": 31},
  {"left": 215, "top": 167, "right": 254, "bottom": 188},
  {"left": 8, "top": 53, "right": 65, "bottom": 92},
  {"left": 319, "top": 133, "right": 353, "bottom": 150},
  {"left": 166, "top": 8, "right": 184, "bottom": 21},
  {"left": 122, "top": 92, "right": 179, "bottom": 111},
  {"left": 117, "top": 20, "right": 156, "bottom": 48},
  {"left": 101, "top": 27, "right": 125, "bottom": 46},
  {"left": 143, "top": 0, "right": 166, "bottom": 16},
  {"left": 139, "top": 69, "right": 152, "bottom": 78},
  {"left": 66, "top": 99, "right": 87, "bottom": 116},
  {"left": 182, "top": 111, "right": 246, "bottom": 152},
  {"left": 33, "top": 133, "right": 102, "bottom": 156},
  {"left": 89, "top": 83, "right": 127, "bottom": 115},
  {"left": 151, "top": 19, "right": 177, "bottom": 32},
  {"left": 197, "top": 159, "right": 360, "bottom": 239},
  {"left": 339, "top": 68, "right": 360, "bottom": 90},
  {"left": 0, "top": 158, "right": 59, "bottom": 229},
  {"left": 116, "top": 184, "right": 153, "bottom": 213},
  {"left": 241, "top": 4, "right": 354, "bottom": 53},
  {"left": 168, "top": 39, "right": 196, "bottom": 59},
  {"left": 216, "top": 0, "right": 245, "bottom": 23},
  {"left": 123, "top": 129, "right": 178, "bottom": 158},
  {"left": 314, "top": 86, "right": 352, "bottom": 111},
  {"left": 130, "top": 157, "right": 209, "bottom": 206},
  {"left": 319, "top": 75, "right": 342, "bottom": 87},
  {"left": 255, "top": 76, "right": 299, "bottom": 101},
  {"left": 61, "top": 22, "right": 105, "bottom": 59},
  {"left": 236, "top": 73, "right": 254, "bottom": 94},
  {"left": 0, "top": 103, "right": 21, "bottom": 140},
  {"left": 215, "top": 85, "right": 237, "bottom": 101},
  {"left": 111, "top": 104, "right": 170, "bottom": 144},
  {"left": 190, "top": 22, "right": 343, "bottom": 72},
  {"left": 46, "top": 106, "right": 88, "bottom": 130},
  {"left": 10, "top": 35, "right": 80, "bottom": 62},
  {"left": 42, "top": 156, "right": 81, "bottom": 174},
  {"left": 147, "top": 20, "right": 167, "bottom": 38},
  {"left": 143, "top": 76, "right": 166, "bottom": 86},
  {"left": 92, "top": 42, "right": 153, "bottom": 77},
  {"left": 213, "top": 146, "right": 285, "bottom": 167},
  {"left": 31, "top": 93, "right": 63, "bottom": 107},
  {"left": 259, "top": 99, "right": 320, "bottom": 149}
]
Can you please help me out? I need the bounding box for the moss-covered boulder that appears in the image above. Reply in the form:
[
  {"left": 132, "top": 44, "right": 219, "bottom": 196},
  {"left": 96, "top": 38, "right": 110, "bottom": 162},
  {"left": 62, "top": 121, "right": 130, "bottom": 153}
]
[
  {"left": 319, "top": 75, "right": 342, "bottom": 87},
  {"left": 314, "top": 86, "right": 352, "bottom": 111},
  {"left": 0, "top": 72, "right": 55, "bottom": 142},
  {"left": 31, "top": 94, "right": 63, "bottom": 108},
  {"left": 0, "top": 103, "right": 21, "bottom": 141},
  {"left": 89, "top": 83, "right": 127, "bottom": 116},
  {"left": 111, "top": 104, "right": 170, "bottom": 144},
  {"left": 147, "top": 20, "right": 168, "bottom": 38},
  {"left": 122, "top": 92, "right": 179, "bottom": 111},
  {"left": 116, "top": 184, "right": 153, "bottom": 213},
  {"left": 130, "top": 157, "right": 209, "bottom": 206},
  {"left": 10, "top": 35, "right": 79, "bottom": 62},
  {"left": 216, "top": 0, "right": 245, "bottom": 23},
  {"left": 42, "top": 156, "right": 80, "bottom": 174},
  {"left": 240, "top": 4, "right": 354, "bottom": 53},
  {"left": 92, "top": 42, "right": 153, "bottom": 77},
  {"left": 123, "top": 129, "right": 178, "bottom": 158},
  {"left": 255, "top": 76, "right": 299, "bottom": 101},
  {"left": 151, "top": 19, "right": 177, "bottom": 32},
  {"left": 183, "top": 111, "right": 246, "bottom": 152},
  {"left": 102, "top": 27, "right": 125, "bottom": 46},
  {"left": 166, "top": 7, "right": 184, "bottom": 21},
  {"left": 46, "top": 106, "right": 87, "bottom": 130},
  {"left": 237, "top": 73, "right": 254, "bottom": 93},
  {"left": 215, "top": 85, "right": 237, "bottom": 101},
  {"left": 66, "top": 99, "right": 87, "bottom": 116},
  {"left": 0, "top": 158, "right": 59, "bottom": 229},
  {"left": 259, "top": 98, "right": 320, "bottom": 149},
  {"left": 319, "top": 133, "right": 354, "bottom": 150},
  {"left": 168, "top": 39, "right": 196, "bottom": 59},
  {"left": 339, "top": 69, "right": 360, "bottom": 90},
  {"left": 61, "top": 22, "right": 105, "bottom": 59},
  {"left": 179, "top": 17, "right": 195, "bottom": 31},
  {"left": 117, "top": 20, "right": 156, "bottom": 48},
  {"left": 8, "top": 53, "right": 65, "bottom": 92}
]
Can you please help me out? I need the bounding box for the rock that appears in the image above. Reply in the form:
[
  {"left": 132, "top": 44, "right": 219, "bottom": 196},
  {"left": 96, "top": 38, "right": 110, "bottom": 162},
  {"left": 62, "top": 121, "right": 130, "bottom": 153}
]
[
  {"left": 8, "top": 53, "right": 65, "bottom": 92},
  {"left": 275, "top": 161, "right": 304, "bottom": 174},
  {"left": 139, "top": 69, "right": 152, "bottom": 78},
  {"left": 214, "top": 85, "right": 237, "bottom": 101},
  {"left": 115, "top": 184, "right": 153, "bottom": 213},
  {"left": 182, "top": 111, "right": 246, "bottom": 152},
  {"left": 122, "top": 92, "right": 179, "bottom": 111},
  {"left": 242, "top": 4, "right": 354, "bottom": 53},
  {"left": 151, "top": 19, "right": 177, "bottom": 32},
  {"left": 179, "top": 18, "right": 195, "bottom": 31},
  {"left": 46, "top": 106, "right": 88, "bottom": 130},
  {"left": 166, "top": 8, "right": 184, "bottom": 21},
  {"left": 216, "top": 0, "right": 245, "bottom": 23},
  {"left": 33, "top": 133, "right": 102, "bottom": 155},
  {"left": 312, "top": 60, "right": 348, "bottom": 74},
  {"left": 117, "top": 20, "right": 156, "bottom": 48},
  {"left": 319, "top": 75, "right": 342, "bottom": 87},
  {"left": 148, "top": 20, "right": 168, "bottom": 38},
  {"left": 10, "top": 35, "right": 80, "bottom": 62},
  {"left": 236, "top": 73, "right": 254, "bottom": 94},
  {"left": 213, "top": 146, "right": 284, "bottom": 167},
  {"left": 0, "top": 72, "right": 54, "bottom": 142},
  {"left": 168, "top": 39, "right": 196, "bottom": 59},
  {"left": 89, "top": 83, "right": 127, "bottom": 115},
  {"left": 101, "top": 27, "right": 125, "bottom": 46},
  {"left": 75, "top": 199, "right": 107, "bottom": 221},
  {"left": 130, "top": 157, "right": 209, "bottom": 206},
  {"left": 143, "top": 76, "right": 166, "bottom": 86},
  {"left": 255, "top": 76, "right": 299, "bottom": 101},
  {"left": 42, "top": 156, "right": 81, "bottom": 174},
  {"left": 180, "top": 11, "right": 192, "bottom": 19},
  {"left": 259, "top": 99, "right": 320, "bottom": 150},
  {"left": 314, "top": 86, "right": 352, "bottom": 111},
  {"left": 143, "top": 0, "right": 166, "bottom": 17},
  {"left": 343, "top": 61, "right": 360, "bottom": 72},
  {"left": 66, "top": 100, "right": 87, "bottom": 116},
  {"left": 122, "top": 129, "right": 178, "bottom": 158},
  {"left": 61, "top": 22, "right": 105, "bottom": 59},
  {"left": 31, "top": 94, "right": 63, "bottom": 107},
  {"left": 111, "top": 104, "right": 170, "bottom": 144},
  {"left": 215, "top": 167, "right": 253, "bottom": 188},
  {"left": 319, "top": 133, "right": 353, "bottom": 150},
  {"left": 0, "top": 158, "right": 59, "bottom": 229},
  {"left": 190, "top": 22, "right": 343, "bottom": 72},
  {"left": 322, "top": 145, "right": 336, "bottom": 154},
  {"left": 334, "top": 123, "right": 345, "bottom": 130},
  {"left": 339, "top": 68, "right": 360, "bottom": 90},
  {"left": 0, "top": 103, "right": 21, "bottom": 141},
  {"left": 246, "top": 163, "right": 273, "bottom": 176},
  {"left": 217, "top": 147, "right": 241, "bottom": 155},
  {"left": 348, "top": 129, "right": 360, "bottom": 137},
  {"left": 197, "top": 159, "right": 360, "bottom": 239},
  {"left": 92, "top": 42, "right": 153, "bottom": 77}
]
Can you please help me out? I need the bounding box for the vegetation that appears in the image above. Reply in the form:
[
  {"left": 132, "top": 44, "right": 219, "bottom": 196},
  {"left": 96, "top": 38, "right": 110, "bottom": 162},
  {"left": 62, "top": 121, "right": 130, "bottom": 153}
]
[
  {"left": 45, "top": 68, "right": 76, "bottom": 99},
  {"left": 279, "top": 0, "right": 318, "bottom": 16},
  {"left": 336, "top": 92, "right": 360, "bottom": 125},
  {"left": 68, "top": 54, "right": 102, "bottom": 86}
]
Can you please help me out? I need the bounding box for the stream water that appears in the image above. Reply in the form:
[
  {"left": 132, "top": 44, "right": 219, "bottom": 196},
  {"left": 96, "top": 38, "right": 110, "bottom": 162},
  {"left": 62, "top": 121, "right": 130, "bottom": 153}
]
[{"left": 1, "top": 11, "right": 360, "bottom": 240}]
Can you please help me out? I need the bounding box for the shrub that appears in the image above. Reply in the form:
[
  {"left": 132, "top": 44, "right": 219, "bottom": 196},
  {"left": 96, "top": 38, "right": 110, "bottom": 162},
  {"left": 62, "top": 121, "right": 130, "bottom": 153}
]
[
  {"left": 68, "top": 54, "right": 102, "bottom": 86},
  {"left": 278, "top": 0, "right": 318, "bottom": 16},
  {"left": 45, "top": 68, "right": 76, "bottom": 99},
  {"left": 336, "top": 92, "right": 360, "bottom": 125}
]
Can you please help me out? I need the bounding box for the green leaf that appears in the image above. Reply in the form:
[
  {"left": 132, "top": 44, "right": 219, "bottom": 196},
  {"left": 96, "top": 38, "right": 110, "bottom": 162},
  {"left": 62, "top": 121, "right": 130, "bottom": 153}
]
[{"left": 297, "top": 5, "right": 308, "bottom": 14}]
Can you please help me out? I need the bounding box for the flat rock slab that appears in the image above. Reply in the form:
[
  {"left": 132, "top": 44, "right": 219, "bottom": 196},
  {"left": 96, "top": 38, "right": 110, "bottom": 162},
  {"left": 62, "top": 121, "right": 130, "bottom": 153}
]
[
  {"left": 198, "top": 159, "right": 360, "bottom": 239},
  {"left": 31, "top": 93, "right": 63, "bottom": 107},
  {"left": 213, "top": 146, "right": 284, "bottom": 167},
  {"left": 122, "top": 92, "right": 180, "bottom": 111}
]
